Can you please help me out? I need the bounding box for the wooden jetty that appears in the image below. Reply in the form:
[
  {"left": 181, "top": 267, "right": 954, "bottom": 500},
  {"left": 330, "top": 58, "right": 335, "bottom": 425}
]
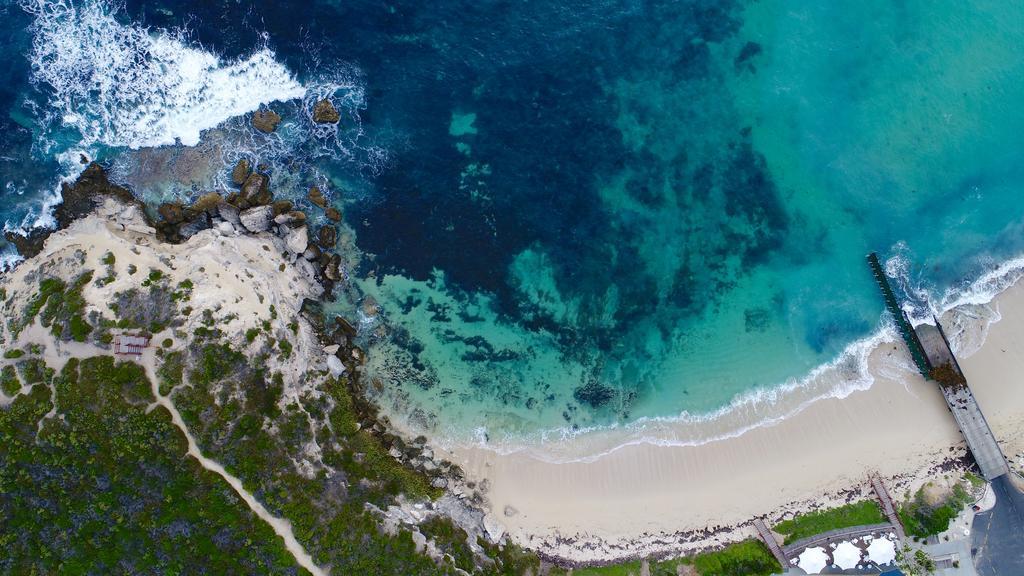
[
  {"left": 867, "top": 254, "right": 1010, "bottom": 481},
  {"left": 752, "top": 518, "right": 788, "bottom": 569},
  {"left": 870, "top": 473, "right": 906, "bottom": 541}
]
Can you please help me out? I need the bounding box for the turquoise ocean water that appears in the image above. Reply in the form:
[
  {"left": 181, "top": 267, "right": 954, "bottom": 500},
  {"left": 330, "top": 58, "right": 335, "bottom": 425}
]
[{"left": 2, "top": 0, "right": 1024, "bottom": 452}]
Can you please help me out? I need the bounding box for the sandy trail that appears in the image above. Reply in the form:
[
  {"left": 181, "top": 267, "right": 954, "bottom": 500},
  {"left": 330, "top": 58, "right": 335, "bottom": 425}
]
[{"left": 139, "top": 349, "right": 328, "bottom": 576}]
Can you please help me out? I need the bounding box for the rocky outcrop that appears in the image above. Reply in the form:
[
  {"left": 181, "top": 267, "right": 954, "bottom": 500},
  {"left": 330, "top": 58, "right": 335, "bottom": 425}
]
[
  {"left": 325, "top": 207, "right": 341, "bottom": 222},
  {"left": 218, "top": 202, "right": 241, "bottom": 225},
  {"left": 240, "top": 205, "right": 274, "bottom": 233},
  {"left": 313, "top": 99, "right": 340, "bottom": 124},
  {"left": 317, "top": 225, "right": 337, "bottom": 249},
  {"left": 158, "top": 202, "right": 186, "bottom": 224},
  {"left": 231, "top": 159, "right": 251, "bottom": 186},
  {"left": 307, "top": 186, "right": 327, "bottom": 208},
  {"left": 4, "top": 162, "right": 148, "bottom": 258},
  {"left": 252, "top": 108, "right": 282, "bottom": 133},
  {"left": 241, "top": 173, "right": 269, "bottom": 206},
  {"left": 285, "top": 225, "right": 309, "bottom": 255}
]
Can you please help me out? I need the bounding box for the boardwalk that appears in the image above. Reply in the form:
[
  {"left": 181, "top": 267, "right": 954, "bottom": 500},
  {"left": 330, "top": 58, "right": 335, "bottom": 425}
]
[
  {"left": 752, "top": 518, "right": 788, "bottom": 569},
  {"left": 870, "top": 473, "right": 906, "bottom": 541}
]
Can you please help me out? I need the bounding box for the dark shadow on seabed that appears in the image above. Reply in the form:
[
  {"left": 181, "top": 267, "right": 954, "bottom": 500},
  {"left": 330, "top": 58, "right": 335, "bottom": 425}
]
[{"left": 971, "top": 475, "right": 1024, "bottom": 575}]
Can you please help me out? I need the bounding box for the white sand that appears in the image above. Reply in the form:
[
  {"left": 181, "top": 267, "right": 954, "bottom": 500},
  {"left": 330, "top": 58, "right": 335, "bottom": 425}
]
[{"left": 440, "top": 281, "right": 1024, "bottom": 562}]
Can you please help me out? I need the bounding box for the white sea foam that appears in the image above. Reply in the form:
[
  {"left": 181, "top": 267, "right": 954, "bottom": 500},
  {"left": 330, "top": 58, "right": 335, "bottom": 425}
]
[{"left": 22, "top": 0, "right": 306, "bottom": 149}]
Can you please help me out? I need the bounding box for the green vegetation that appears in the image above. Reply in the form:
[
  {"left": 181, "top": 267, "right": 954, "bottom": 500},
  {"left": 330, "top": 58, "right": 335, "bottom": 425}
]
[
  {"left": 419, "top": 516, "right": 476, "bottom": 573},
  {"left": 899, "top": 482, "right": 972, "bottom": 539},
  {"left": 4, "top": 349, "right": 24, "bottom": 359},
  {"left": 162, "top": 338, "right": 173, "bottom": 348},
  {"left": 774, "top": 500, "right": 886, "bottom": 545},
  {"left": 645, "top": 540, "right": 781, "bottom": 576},
  {"left": 278, "top": 338, "right": 293, "bottom": 359},
  {"left": 26, "top": 273, "right": 95, "bottom": 342},
  {"left": 896, "top": 544, "right": 936, "bottom": 575},
  {"left": 246, "top": 327, "right": 260, "bottom": 343},
  {"left": 1, "top": 365, "right": 20, "bottom": 396},
  {"left": 100, "top": 251, "right": 115, "bottom": 266},
  {"left": 0, "top": 356, "right": 300, "bottom": 573},
  {"left": 567, "top": 561, "right": 644, "bottom": 576},
  {"left": 141, "top": 268, "right": 164, "bottom": 287}
]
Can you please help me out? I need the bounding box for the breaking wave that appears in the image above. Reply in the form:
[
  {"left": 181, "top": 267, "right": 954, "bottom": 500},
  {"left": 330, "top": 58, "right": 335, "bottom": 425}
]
[{"left": 22, "top": 0, "right": 306, "bottom": 149}]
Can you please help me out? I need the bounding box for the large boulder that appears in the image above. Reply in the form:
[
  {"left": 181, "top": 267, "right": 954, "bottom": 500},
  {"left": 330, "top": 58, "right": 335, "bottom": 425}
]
[
  {"left": 231, "top": 158, "right": 251, "bottom": 186},
  {"left": 285, "top": 225, "right": 309, "bottom": 255},
  {"left": 325, "top": 207, "right": 341, "bottom": 221},
  {"left": 307, "top": 186, "right": 327, "bottom": 208},
  {"left": 217, "top": 202, "right": 241, "bottom": 225},
  {"left": 252, "top": 108, "right": 282, "bottom": 133},
  {"left": 190, "top": 192, "right": 223, "bottom": 214},
  {"left": 157, "top": 202, "right": 185, "bottom": 224},
  {"left": 274, "top": 211, "right": 307, "bottom": 226},
  {"left": 318, "top": 225, "right": 337, "bottom": 249},
  {"left": 313, "top": 99, "right": 341, "bottom": 124},
  {"left": 271, "top": 199, "right": 294, "bottom": 216},
  {"left": 239, "top": 205, "right": 274, "bottom": 233},
  {"left": 178, "top": 215, "right": 211, "bottom": 240},
  {"left": 240, "top": 173, "right": 269, "bottom": 203}
]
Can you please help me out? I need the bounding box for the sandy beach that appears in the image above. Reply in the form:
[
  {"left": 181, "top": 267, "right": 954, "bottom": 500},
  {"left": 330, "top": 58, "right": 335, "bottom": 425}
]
[{"left": 441, "top": 280, "right": 1024, "bottom": 563}]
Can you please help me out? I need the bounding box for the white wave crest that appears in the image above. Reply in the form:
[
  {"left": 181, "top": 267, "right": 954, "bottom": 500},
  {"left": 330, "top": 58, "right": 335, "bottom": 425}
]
[{"left": 22, "top": 0, "right": 306, "bottom": 149}]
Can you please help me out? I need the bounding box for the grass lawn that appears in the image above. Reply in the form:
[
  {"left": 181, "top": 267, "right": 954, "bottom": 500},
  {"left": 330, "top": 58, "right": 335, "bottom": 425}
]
[{"left": 773, "top": 500, "right": 886, "bottom": 545}]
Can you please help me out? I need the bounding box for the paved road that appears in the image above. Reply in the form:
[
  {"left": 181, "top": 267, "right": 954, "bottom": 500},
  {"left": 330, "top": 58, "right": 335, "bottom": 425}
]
[{"left": 971, "top": 475, "right": 1024, "bottom": 575}]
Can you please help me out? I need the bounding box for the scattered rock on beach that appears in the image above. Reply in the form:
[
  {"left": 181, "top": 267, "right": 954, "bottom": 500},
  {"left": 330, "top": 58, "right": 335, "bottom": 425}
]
[
  {"left": 313, "top": 99, "right": 341, "bottom": 124},
  {"left": 327, "top": 354, "right": 346, "bottom": 377},
  {"left": 274, "top": 211, "right": 306, "bottom": 226},
  {"left": 251, "top": 108, "right": 282, "bottom": 133},
  {"left": 239, "top": 205, "right": 273, "bottom": 233}
]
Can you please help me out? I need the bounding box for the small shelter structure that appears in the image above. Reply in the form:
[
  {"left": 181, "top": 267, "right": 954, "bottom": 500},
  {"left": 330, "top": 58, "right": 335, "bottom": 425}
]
[{"left": 114, "top": 334, "right": 150, "bottom": 355}]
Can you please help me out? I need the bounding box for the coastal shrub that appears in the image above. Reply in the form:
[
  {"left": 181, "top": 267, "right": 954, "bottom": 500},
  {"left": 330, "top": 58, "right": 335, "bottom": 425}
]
[
  {"left": 1, "top": 365, "right": 20, "bottom": 396},
  {"left": 0, "top": 356, "right": 299, "bottom": 573},
  {"left": 569, "top": 560, "right": 644, "bottom": 575},
  {"left": 100, "top": 251, "right": 115, "bottom": 266},
  {"left": 278, "top": 338, "right": 293, "bottom": 359},
  {"left": 773, "top": 500, "right": 886, "bottom": 544},
  {"left": 245, "top": 327, "right": 260, "bottom": 342},
  {"left": 899, "top": 482, "right": 972, "bottom": 539},
  {"left": 649, "top": 540, "right": 780, "bottom": 576},
  {"left": 419, "top": 516, "right": 476, "bottom": 572},
  {"left": 4, "top": 349, "right": 24, "bottom": 359}
]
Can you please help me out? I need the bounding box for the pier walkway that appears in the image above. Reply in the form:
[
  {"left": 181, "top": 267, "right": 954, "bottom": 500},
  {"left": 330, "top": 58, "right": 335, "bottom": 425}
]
[
  {"left": 866, "top": 253, "right": 1009, "bottom": 481},
  {"left": 870, "top": 473, "right": 906, "bottom": 541},
  {"left": 752, "top": 518, "right": 788, "bottom": 569},
  {"left": 915, "top": 322, "right": 1009, "bottom": 480}
]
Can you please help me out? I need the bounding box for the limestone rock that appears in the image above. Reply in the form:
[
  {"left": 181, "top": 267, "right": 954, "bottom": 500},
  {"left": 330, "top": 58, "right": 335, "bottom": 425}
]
[
  {"left": 482, "top": 514, "right": 505, "bottom": 543},
  {"left": 217, "top": 202, "right": 241, "bottom": 225},
  {"left": 178, "top": 216, "right": 210, "bottom": 240},
  {"left": 231, "top": 158, "right": 251, "bottom": 186},
  {"left": 303, "top": 243, "right": 321, "bottom": 262},
  {"left": 217, "top": 221, "right": 236, "bottom": 235},
  {"left": 271, "top": 199, "right": 294, "bottom": 216},
  {"left": 157, "top": 202, "right": 185, "bottom": 224},
  {"left": 274, "top": 211, "right": 307, "bottom": 226},
  {"left": 307, "top": 186, "right": 327, "bottom": 208},
  {"left": 326, "top": 354, "right": 346, "bottom": 376},
  {"left": 285, "top": 225, "right": 309, "bottom": 255},
  {"left": 325, "top": 207, "right": 341, "bottom": 221},
  {"left": 239, "top": 205, "right": 273, "bottom": 233},
  {"left": 240, "top": 173, "right": 269, "bottom": 203},
  {"left": 190, "top": 192, "right": 222, "bottom": 214},
  {"left": 313, "top": 99, "right": 341, "bottom": 124},
  {"left": 318, "top": 225, "right": 337, "bottom": 249},
  {"left": 252, "top": 108, "right": 282, "bottom": 133},
  {"left": 324, "top": 344, "right": 340, "bottom": 355},
  {"left": 431, "top": 477, "right": 448, "bottom": 489}
]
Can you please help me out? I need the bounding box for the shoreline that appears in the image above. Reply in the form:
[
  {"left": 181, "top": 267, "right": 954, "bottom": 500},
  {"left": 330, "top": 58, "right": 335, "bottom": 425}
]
[{"left": 437, "top": 272, "right": 1024, "bottom": 563}]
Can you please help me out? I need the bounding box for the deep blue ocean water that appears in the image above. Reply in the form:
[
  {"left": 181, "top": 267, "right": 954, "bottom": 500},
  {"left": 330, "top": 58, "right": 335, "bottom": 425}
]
[{"left": 3, "top": 0, "right": 1024, "bottom": 447}]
